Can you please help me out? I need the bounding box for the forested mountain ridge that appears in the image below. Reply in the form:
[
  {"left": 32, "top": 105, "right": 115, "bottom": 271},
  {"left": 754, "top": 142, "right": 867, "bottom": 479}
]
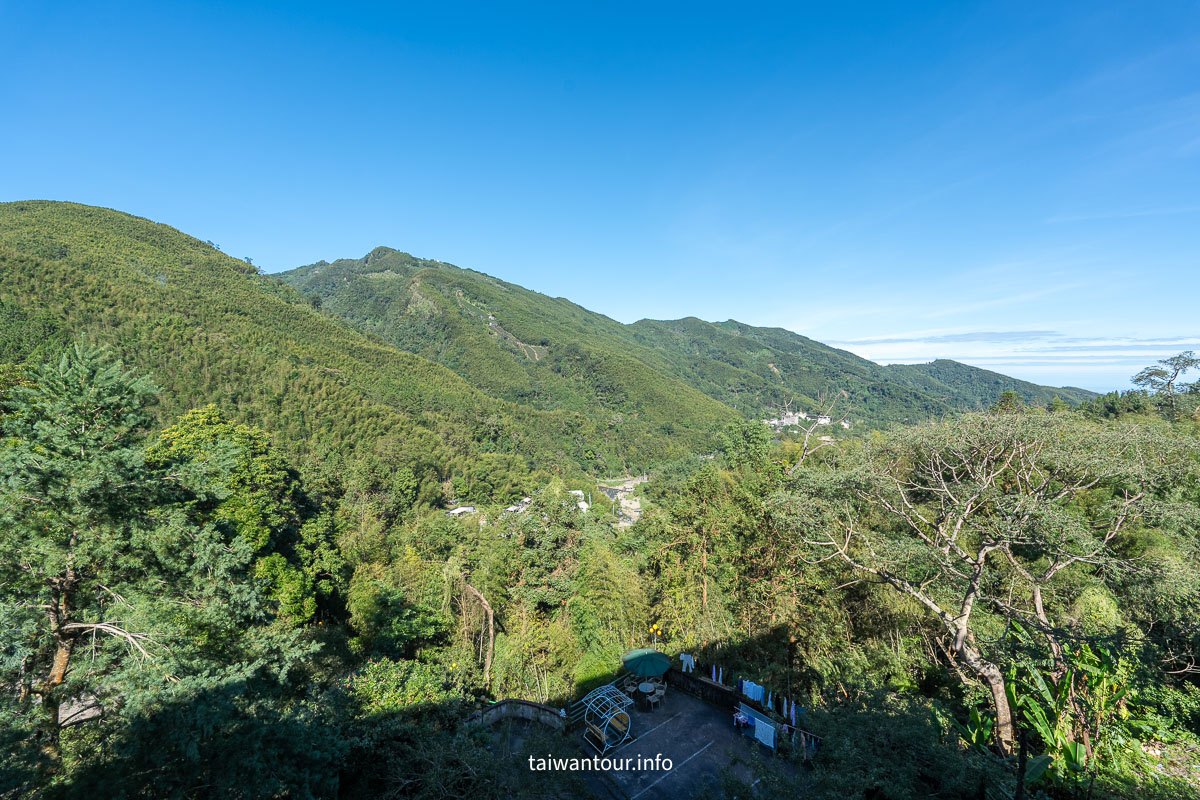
[
  {"left": 281, "top": 248, "right": 1094, "bottom": 428},
  {"left": 884, "top": 357, "right": 1095, "bottom": 407},
  {"left": 3, "top": 200, "right": 1198, "bottom": 800},
  {"left": 280, "top": 246, "right": 739, "bottom": 427},
  {"left": 0, "top": 201, "right": 733, "bottom": 495},
  {"left": 713, "top": 320, "right": 1095, "bottom": 406},
  {"left": 629, "top": 317, "right": 1095, "bottom": 422}
]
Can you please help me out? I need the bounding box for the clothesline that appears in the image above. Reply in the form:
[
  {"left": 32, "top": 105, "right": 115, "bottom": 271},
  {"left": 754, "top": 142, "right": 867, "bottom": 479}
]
[{"left": 680, "top": 652, "right": 804, "bottom": 728}]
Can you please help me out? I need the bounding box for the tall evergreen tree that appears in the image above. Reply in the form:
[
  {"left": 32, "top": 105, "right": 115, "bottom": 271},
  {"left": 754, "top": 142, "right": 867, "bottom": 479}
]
[
  {"left": 0, "top": 344, "right": 165, "bottom": 763},
  {"left": 0, "top": 345, "right": 323, "bottom": 792}
]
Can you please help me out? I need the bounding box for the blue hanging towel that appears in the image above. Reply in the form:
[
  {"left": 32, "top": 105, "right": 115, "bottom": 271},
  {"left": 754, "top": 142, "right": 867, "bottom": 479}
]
[{"left": 718, "top": 667, "right": 724, "bottom": 684}]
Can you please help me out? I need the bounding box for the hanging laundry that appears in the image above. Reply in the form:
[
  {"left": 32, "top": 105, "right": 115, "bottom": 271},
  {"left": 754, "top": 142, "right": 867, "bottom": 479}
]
[
  {"left": 680, "top": 653, "right": 695, "bottom": 673},
  {"left": 718, "top": 667, "right": 724, "bottom": 684},
  {"left": 711, "top": 665, "right": 716, "bottom": 681}
]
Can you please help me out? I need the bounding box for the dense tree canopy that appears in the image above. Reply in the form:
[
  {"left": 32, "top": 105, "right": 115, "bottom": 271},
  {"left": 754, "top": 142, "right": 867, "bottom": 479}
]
[
  {"left": 1, "top": 202, "right": 1196, "bottom": 799},
  {"left": 3, "top": 341, "right": 1198, "bottom": 800},
  {"left": 0, "top": 346, "right": 320, "bottom": 793}
]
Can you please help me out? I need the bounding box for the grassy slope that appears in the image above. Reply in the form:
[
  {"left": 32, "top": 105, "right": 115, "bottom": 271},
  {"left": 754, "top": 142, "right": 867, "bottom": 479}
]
[
  {"left": 704, "top": 321, "right": 1095, "bottom": 411},
  {"left": 629, "top": 317, "right": 951, "bottom": 426},
  {"left": 884, "top": 359, "right": 1095, "bottom": 406},
  {"left": 283, "top": 251, "right": 1094, "bottom": 430},
  {"left": 0, "top": 201, "right": 729, "bottom": 482},
  {"left": 281, "top": 249, "right": 742, "bottom": 424}
]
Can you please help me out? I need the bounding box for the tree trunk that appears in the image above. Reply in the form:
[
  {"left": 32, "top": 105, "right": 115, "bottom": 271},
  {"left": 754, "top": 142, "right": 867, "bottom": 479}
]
[
  {"left": 41, "top": 574, "right": 78, "bottom": 766},
  {"left": 961, "top": 646, "right": 1015, "bottom": 756},
  {"left": 40, "top": 634, "right": 74, "bottom": 762},
  {"left": 1032, "top": 586, "right": 1067, "bottom": 677},
  {"left": 462, "top": 580, "right": 495, "bottom": 688},
  {"left": 986, "top": 668, "right": 1015, "bottom": 756}
]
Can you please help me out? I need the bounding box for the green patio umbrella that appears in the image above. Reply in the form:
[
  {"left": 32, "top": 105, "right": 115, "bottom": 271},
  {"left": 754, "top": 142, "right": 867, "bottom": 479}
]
[{"left": 622, "top": 648, "right": 671, "bottom": 678}]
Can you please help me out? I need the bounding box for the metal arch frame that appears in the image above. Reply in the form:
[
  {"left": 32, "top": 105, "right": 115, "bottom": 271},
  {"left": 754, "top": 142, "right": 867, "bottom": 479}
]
[
  {"left": 580, "top": 684, "right": 633, "bottom": 754},
  {"left": 581, "top": 684, "right": 632, "bottom": 717}
]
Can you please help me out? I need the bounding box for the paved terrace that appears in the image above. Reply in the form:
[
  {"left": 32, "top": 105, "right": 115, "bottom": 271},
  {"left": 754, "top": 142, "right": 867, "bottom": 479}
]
[
  {"left": 593, "top": 688, "right": 797, "bottom": 800},
  {"left": 477, "top": 672, "right": 808, "bottom": 798}
]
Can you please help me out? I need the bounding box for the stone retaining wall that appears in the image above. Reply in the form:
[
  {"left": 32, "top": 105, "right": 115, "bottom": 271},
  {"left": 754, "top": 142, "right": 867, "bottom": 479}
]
[{"left": 466, "top": 698, "right": 566, "bottom": 730}]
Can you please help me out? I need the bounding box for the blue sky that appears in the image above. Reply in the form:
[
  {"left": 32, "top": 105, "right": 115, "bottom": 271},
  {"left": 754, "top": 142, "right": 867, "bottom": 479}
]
[{"left": 3, "top": 1, "right": 1198, "bottom": 391}]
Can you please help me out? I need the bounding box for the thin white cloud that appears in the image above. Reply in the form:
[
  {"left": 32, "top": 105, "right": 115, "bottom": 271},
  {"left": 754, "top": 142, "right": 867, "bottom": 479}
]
[
  {"left": 1047, "top": 205, "right": 1200, "bottom": 223},
  {"left": 831, "top": 329, "right": 1200, "bottom": 391},
  {"left": 918, "top": 282, "right": 1087, "bottom": 319},
  {"left": 835, "top": 330, "right": 1062, "bottom": 346}
]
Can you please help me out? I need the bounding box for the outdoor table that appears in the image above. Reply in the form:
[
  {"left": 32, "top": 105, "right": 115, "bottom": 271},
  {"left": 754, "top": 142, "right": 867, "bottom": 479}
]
[{"left": 637, "top": 681, "right": 656, "bottom": 710}]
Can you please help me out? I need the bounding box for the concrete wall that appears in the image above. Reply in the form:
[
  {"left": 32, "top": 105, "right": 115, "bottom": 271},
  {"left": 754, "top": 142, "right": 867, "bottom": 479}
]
[
  {"left": 666, "top": 668, "right": 739, "bottom": 711},
  {"left": 467, "top": 699, "right": 565, "bottom": 730}
]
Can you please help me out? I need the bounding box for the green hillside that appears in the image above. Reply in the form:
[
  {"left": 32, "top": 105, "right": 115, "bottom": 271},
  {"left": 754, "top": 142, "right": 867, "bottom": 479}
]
[
  {"left": 281, "top": 248, "right": 739, "bottom": 427},
  {"left": 628, "top": 317, "right": 951, "bottom": 425},
  {"left": 282, "top": 250, "right": 1094, "bottom": 429},
  {"left": 0, "top": 198, "right": 1093, "bottom": 502},
  {"left": 884, "top": 358, "right": 1095, "bottom": 407},
  {"left": 4, "top": 203, "right": 1193, "bottom": 800},
  {"left": 0, "top": 201, "right": 732, "bottom": 491},
  {"left": 671, "top": 320, "right": 1096, "bottom": 414}
]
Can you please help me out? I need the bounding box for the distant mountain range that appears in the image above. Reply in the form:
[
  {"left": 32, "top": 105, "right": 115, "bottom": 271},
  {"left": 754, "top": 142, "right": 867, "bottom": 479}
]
[
  {"left": 0, "top": 202, "right": 728, "bottom": 484},
  {"left": 0, "top": 201, "right": 1093, "bottom": 490},
  {"left": 280, "top": 246, "right": 1095, "bottom": 429}
]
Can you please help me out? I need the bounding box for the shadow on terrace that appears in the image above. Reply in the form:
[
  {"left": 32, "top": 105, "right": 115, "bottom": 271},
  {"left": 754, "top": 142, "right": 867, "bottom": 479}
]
[{"left": 47, "top": 623, "right": 1165, "bottom": 800}]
